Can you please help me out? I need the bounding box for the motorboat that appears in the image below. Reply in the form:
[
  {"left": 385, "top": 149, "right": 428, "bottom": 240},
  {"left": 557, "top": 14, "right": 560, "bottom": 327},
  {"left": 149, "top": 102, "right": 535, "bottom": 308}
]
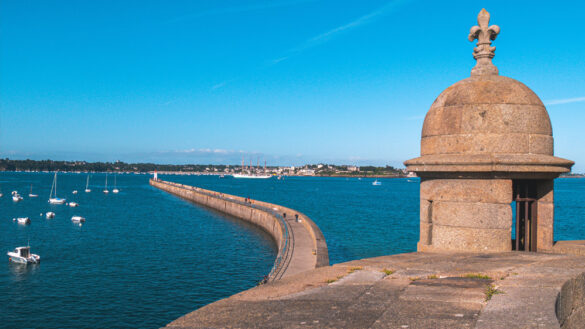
[
  {"left": 68, "top": 202, "right": 79, "bottom": 207},
  {"left": 7, "top": 246, "right": 40, "bottom": 264},
  {"left": 372, "top": 179, "right": 382, "bottom": 186},
  {"left": 48, "top": 172, "right": 66, "bottom": 204},
  {"left": 13, "top": 217, "right": 30, "bottom": 225},
  {"left": 72, "top": 190, "right": 78, "bottom": 194},
  {"left": 85, "top": 175, "right": 91, "bottom": 193},
  {"left": 71, "top": 216, "right": 86, "bottom": 223},
  {"left": 29, "top": 184, "right": 38, "bottom": 198},
  {"left": 46, "top": 212, "right": 55, "bottom": 219},
  {"left": 12, "top": 191, "right": 23, "bottom": 202}
]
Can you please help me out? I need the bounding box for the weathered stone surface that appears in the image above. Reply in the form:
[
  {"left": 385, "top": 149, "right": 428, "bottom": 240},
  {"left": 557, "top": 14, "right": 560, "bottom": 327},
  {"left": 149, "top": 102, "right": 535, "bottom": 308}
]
[
  {"left": 419, "top": 222, "right": 432, "bottom": 246},
  {"left": 431, "top": 225, "right": 511, "bottom": 252},
  {"left": 432, "top": 201, "right": 511, "bottom": 229},
  {"left": 421, "top": 178, "right": 511, "bottom": 204},
  {"left": 423, "top": 104, "right": 552, "bottom": 138},
  {"left": 537, "top": 202, "right": 555, "bottom": 228},
  {"left": 537, "top": 180, "right": 554, "bottom": 202},
  {"left": 537, "top": 227, "right": 555, "bottom": 251},
  {"left": 422, "top": 133, "right": 537, "bottom": 156},
  {"left": 164, "top": 252, "right": 585, "bottom": 329},
  {"left": 530, "top": 134, "right": 554, "bottom": 155}
]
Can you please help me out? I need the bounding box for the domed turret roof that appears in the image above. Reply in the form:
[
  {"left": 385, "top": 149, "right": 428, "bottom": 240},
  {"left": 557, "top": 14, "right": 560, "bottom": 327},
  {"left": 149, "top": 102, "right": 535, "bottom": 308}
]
[
  {"left": 421, "top": 74, "right": 552, "bottom": 157},
  {"left": 405, "top": 9, "right": 573, "bottom": 175}
]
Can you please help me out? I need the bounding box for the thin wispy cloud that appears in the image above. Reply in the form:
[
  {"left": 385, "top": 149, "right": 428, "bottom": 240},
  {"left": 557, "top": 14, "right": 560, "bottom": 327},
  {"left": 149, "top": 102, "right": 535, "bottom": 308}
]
[
  {"left": 167, "top": 0, "right": 316, "bottom": 24},
  {"left": 270, "top": 0, "right": 410, "bottom": 65},
  {"left": 545, "top": 97, "right": 585, "bottom": 106},
  {"left": 211, "top": 81, "right": 228, "bottom": 90},
  {"left": 404, "top": 114, "right": 425, "bottom": 121}
]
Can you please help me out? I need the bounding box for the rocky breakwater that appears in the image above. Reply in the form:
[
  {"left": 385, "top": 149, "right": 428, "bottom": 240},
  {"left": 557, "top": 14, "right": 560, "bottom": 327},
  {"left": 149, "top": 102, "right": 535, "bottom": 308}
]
[{"left": 149, "top": 179, "right": 328, "bottom": 281}]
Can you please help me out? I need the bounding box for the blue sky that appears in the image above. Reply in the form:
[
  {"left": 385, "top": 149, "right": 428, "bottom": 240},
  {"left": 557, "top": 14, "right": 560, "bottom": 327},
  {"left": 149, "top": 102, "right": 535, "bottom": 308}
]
[{"left": 1, "top": 1, "right": 584, "bottom": 170}]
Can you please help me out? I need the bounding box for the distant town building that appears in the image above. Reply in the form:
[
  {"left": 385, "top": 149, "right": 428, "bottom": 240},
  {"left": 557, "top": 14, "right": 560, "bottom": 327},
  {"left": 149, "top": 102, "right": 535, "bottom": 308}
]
[{"left": 347, "top": 166, "right": 359, "bottom": 172}]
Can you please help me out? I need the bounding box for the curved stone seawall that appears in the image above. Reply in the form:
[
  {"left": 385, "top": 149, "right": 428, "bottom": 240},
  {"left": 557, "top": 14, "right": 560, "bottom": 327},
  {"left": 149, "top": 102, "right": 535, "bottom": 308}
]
[{"left": 150, "top": 179, "right": 328, "bottom": 281}]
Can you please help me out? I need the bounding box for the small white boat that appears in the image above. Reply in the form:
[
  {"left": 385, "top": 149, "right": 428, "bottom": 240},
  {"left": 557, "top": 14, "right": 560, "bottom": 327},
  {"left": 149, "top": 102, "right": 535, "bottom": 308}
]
[
  {"left": 372, "top": 179, "right": 382, "bottom": 186},
  {"left": 7, "top": 246, "right": 40, "bottom": 264},
  {"left": 12, "top": 191, "right": 23, "bottom": 202},
  {"left": 48, "top": 172, "right": 66, "bottom": 204},
  {"left": 112, "top": 174, "right": 119, "bottom": 193},
  {"left": 29, "top": 184, "right": 38, "bottom": 198},
  {"left": 72, "top": 190, "right": 78, "bottom": 194},
  {"left": 46, "top": 212, "right": 55, "bottom": 219},
  {"left": 85, "top": 175, "right": 91, "bottom": 193},
  {"left": 71, "top": 216, "right": 86, "bottom": 223},
  {"left": 68, "top": 202, "right": 79, "bottom": 207},
  {"left": 103, "top": 174, "right": 109, "bottom": 194},
  {"left": 13, "top": 217, "right": 30, "bottom": 225}
]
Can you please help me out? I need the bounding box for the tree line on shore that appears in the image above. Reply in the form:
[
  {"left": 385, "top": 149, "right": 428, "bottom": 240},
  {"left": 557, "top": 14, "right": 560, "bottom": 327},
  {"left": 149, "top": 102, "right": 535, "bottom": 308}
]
[{"left": 0, "top": 158, "right": 406, "bottom": 176}]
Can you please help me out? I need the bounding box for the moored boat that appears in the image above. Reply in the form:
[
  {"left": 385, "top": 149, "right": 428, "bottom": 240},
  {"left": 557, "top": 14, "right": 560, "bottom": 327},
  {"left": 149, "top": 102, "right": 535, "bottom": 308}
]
[
  {"left": 372, "top": 179, "right": 382, "bottom": 186},
  {"left": 232, "top": 173, "right": 272, "bottom": 179},
  {"left": 85, "top": 175, "right": 91, "bottom": 193},
  {"left": 46, "top": 212, "right": 55, "bottom": 219},
  {"left": 112, "top": 174, "right": 119, "bottom": 193},
  {"left": 48, "top": 172, "right": 66, "bottom": 204},
  {"left": 13, "top": 217, "right": 30, "bottom": 225},
  {"left": 71, "top": 216, "right": 86, "bottom": 223},
  {"left": 103, "top": 174, "right": 109, "bottom": 194},
  {"left": 7, "top": 246, "right": 40, "bottom": 264},
  {"left": 29, "top": 184, "right": 38, "bottom": 198},
  {"left": 12, "top": 191, "right": 23, "bottom": 202},
  {"left": 68, "top": 202, "right": 79, "bottom": 207}
]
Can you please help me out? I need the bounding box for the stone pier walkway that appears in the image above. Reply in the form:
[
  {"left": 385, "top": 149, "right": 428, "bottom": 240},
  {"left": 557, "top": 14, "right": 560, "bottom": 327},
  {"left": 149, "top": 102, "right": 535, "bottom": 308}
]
[{"left": 165, "top": 252, "right": 585, "bottom": 328}]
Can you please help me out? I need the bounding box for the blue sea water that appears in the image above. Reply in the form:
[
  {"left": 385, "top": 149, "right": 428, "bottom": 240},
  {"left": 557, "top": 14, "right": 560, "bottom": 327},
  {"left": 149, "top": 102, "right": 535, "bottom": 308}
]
[{"left": 1, "top": 173, "right": 585, "bottom": 328}]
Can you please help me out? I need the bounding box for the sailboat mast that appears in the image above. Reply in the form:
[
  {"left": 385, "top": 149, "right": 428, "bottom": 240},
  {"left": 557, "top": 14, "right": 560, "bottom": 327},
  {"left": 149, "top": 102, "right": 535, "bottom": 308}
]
[
  {"left": 264, "top": 160, "right": 267, "bottom": 174},
  {"left": 54, "top": 172, "right": 58, "bottom": 198}
]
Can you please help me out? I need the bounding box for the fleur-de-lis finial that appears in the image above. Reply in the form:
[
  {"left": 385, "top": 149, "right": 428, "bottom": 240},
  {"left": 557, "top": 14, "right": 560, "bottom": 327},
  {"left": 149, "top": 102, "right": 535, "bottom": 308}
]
[{"left": 468, "top": 9, "right": 500, "bottom": 76}]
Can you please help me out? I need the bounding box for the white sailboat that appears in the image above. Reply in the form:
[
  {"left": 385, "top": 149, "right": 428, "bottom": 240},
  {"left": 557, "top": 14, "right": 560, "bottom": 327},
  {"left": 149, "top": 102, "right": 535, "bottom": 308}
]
[
  {"left": 372, "top": 179, "right": 382, "bottom": 186},
  {"left": 232, "top": 173, "right": 272, "bottom": 179},
  {"left": 103, "top": 174, "right": 109, "bottom": 194},
  {"left": 29, "top": 184, "right": 38, "bottom": 198},
  {"left": 48, "top": 172, "right": 66, "bottom": 204},
  {"left": 85, "top": 175, "right": 91, "bottom": 193},
  {"left": 112, "top": 174, "right": 119, "bottom": 193},
  {"left": 233, "top": 157, "right": 272, "bottom": 179}
]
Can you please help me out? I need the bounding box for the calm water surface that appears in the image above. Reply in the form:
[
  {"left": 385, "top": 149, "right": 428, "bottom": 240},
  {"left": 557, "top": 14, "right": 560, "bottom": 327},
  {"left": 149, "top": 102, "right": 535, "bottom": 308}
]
[{"left": 2, "top": 173, "right": 585, "bottom": 328}]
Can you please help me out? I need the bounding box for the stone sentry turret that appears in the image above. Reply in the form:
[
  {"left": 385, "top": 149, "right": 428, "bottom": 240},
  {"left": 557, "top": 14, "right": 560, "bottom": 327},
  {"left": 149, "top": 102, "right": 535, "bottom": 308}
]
[{"left": 405, "top": 9, "right": 573, "bottom": 252}]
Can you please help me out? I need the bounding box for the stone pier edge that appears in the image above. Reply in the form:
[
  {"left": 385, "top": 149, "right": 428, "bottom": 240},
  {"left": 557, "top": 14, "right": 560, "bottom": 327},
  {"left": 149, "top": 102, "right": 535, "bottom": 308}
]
[{"left": 149, "top": 178, "right": 329, "bottom": 281}]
